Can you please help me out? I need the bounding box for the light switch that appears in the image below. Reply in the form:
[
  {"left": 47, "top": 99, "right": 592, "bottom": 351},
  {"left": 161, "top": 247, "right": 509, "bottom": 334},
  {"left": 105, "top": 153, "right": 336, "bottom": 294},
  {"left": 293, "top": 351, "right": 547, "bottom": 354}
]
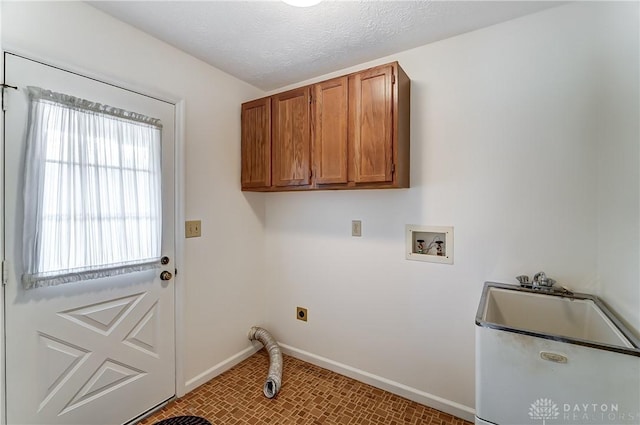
[
  {"left": 185, "top": 220, "right": 202, "bottom": 238},
  {"left": 352, "top": 220, "right": 362, "bottom": 237}
]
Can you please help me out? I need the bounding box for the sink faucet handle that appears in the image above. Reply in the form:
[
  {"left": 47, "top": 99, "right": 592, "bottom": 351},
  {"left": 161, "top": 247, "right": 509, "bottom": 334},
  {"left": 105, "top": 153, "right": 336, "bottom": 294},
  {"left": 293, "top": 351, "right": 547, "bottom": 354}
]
[
  {"left": 533, "top": 271, "right": 555, "bottom": 288},
  {"left": 516, "top": 275, "right": 530, "bottom": 285},
  {"left": 533, "top": 271, "right": 546, "bottom": 282}
]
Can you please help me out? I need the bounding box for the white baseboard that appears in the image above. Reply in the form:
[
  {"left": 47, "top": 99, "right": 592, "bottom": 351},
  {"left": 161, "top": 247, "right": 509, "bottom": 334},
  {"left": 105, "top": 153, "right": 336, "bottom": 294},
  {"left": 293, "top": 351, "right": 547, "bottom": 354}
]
[
  {"left": 279, "top": 343, "right": 476, "bottom": 423},
  {"left": 183, "top": 345, "right": 260, "bottom": 394}
]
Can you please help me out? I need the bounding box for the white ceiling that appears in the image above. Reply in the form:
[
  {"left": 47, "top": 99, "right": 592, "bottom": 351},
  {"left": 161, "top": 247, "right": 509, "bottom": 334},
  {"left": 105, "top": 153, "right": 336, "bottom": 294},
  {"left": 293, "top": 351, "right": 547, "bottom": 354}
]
[{"left": 91, "top": 1, "right": 563, "bottom": 91}]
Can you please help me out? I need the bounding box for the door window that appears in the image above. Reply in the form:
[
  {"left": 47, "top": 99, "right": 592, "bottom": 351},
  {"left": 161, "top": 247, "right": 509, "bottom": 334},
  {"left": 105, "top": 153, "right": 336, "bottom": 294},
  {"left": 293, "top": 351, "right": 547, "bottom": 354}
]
[{"left": 22, "top": 86, "right": 163, "bottom": 289}]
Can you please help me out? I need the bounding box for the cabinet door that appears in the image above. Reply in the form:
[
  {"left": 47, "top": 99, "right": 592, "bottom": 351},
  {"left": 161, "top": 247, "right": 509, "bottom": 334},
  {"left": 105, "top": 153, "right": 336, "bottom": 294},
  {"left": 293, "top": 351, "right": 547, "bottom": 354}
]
[
  {"left": 272, "top": 87, "right": 311, "bottom": 187},
  {"left": 350, "top": 64, "right": 394, "bottom": 183},
  {"left": 313, "top": 77, "right": 348, "bottom": 185},
  {"left": 241, "top": 97, "right": 271, "bottom": 188}
]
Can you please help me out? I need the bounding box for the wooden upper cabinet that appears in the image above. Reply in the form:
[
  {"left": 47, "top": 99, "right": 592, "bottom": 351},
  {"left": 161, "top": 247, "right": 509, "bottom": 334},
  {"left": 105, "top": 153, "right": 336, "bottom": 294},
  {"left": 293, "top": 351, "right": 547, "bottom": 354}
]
[
  {"left": 240, "top": 61, "right": 409, "bottom": 192},
  {"left": 272, "top": 86, "right": 311, "bottom": 187},
  {"left": 349, "top": 62, "right": 410, "bottom": 188},
  {"left": 349, "top": 64, "right": 394, "bottom": 184},
  {"left": 241, "top": 97, "right": 271, "bottom": 189},
  {"left": 313, "top": 77, "right": 348, "bottom": 185}
]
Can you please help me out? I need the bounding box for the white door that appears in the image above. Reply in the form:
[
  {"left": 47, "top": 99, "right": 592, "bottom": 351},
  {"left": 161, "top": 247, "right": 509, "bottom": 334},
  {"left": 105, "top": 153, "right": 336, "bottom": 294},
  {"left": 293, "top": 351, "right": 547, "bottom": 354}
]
[{"left": 3, "top": 53, "right": 176, "bottom": 425}]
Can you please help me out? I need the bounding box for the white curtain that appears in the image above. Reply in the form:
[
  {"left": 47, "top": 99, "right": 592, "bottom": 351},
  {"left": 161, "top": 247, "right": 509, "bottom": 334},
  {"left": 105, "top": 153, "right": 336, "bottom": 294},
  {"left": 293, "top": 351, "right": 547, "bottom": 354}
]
[{"left": 22, "top": 86, "right": 163, "bottom": 289}]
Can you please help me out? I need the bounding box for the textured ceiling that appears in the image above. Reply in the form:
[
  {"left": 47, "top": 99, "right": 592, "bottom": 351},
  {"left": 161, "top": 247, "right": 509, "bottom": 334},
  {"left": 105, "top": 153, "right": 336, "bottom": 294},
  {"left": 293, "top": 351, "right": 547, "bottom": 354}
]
[{"left": 91, "top": 1, "right": 562, "bottom": 91}]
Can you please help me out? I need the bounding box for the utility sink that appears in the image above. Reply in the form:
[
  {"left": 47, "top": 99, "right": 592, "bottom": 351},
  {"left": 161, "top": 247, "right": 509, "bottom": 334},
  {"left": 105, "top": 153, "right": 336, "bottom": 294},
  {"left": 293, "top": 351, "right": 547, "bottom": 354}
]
[
  {"left": 475, "top": 282, "right": 640, "bottom": 425},
  {"left": 478, "top": 283, "right": 637, "bottom": 350}
]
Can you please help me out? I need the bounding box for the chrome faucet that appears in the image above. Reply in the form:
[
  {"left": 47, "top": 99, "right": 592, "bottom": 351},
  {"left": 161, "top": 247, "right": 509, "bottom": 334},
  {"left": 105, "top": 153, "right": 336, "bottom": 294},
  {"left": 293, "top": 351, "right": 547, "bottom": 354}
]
[
  {"left": 516, "top": 272, "right": 572, "bottom": 295},
  {"left": 517, "top": 272, "right": 556, "bottom": 289},
  {"left": 532, "top": 271, "right": 556, "bottom": 289}
]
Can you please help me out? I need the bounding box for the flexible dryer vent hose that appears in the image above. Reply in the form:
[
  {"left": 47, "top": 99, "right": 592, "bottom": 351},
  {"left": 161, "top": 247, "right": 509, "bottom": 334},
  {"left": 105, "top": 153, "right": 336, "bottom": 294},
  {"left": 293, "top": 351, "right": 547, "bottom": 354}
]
[{"left": 248, "top": 326, "right": 283, "bottom": 398}]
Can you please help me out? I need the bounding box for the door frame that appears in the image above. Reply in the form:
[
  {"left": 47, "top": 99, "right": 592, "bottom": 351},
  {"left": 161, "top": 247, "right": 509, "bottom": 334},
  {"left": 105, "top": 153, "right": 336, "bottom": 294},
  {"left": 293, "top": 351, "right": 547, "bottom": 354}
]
[{"left": 0, "top": 48, "right": 188, "bottom": 425}]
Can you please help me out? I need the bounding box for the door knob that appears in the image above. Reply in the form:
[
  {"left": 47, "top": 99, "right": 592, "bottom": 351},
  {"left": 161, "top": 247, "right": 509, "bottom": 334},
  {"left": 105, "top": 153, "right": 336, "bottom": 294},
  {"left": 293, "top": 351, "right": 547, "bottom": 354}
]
[{"left": 160, "top": 270, "right": 173, "bottom": 281}]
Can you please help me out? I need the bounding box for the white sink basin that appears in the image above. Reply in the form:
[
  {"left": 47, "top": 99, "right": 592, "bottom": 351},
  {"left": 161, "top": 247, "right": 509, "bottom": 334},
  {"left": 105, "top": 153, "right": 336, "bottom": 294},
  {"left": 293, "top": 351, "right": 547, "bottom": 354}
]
[
  {"left": 481, "top": 285, "right": 634, "bottom": 348},
  {"left": 475, "top": 282, "right": 640, "bottom": 425}
]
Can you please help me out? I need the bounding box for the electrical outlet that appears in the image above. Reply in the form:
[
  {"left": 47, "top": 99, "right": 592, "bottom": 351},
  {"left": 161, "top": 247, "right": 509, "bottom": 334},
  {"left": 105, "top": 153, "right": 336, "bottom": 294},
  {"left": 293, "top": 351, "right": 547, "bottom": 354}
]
[
  {"left": 296, "top": 307, "right": 308, "bottom": 322},
  {"left": 352, "top": 220, "right": 362, "bottom": 237},
  {"left": 185, "top": 220, "right": 202, "bottom": 238}
]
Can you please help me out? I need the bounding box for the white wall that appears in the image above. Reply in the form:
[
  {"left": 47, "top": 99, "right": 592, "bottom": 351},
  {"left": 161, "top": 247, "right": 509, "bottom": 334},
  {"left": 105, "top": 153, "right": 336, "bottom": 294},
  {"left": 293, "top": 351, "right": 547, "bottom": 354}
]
[
  {"left": 263, "top": 2, "right": 638, "bottom": 418},
  {"left": 596, "top": 2, "right": 640, "bottom": 335},
  {"left": 1, "top": 1, "right": 267, "bottom": 395}
]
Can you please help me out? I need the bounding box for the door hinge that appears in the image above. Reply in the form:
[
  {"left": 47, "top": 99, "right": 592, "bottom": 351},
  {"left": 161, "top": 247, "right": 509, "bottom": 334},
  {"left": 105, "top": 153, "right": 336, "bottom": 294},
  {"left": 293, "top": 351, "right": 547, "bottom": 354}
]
[
  {"left": 2, "top": 83, "right": 18, "bottom": 111},
  {"left": 2, "top": 261, "right": 9, "bottom": 286},
  {"left": 392, "top": 75, "right": 396, "bottom": 85},
  {"left": 391, "top": 163, "right": 396, "bottom": 174}
]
